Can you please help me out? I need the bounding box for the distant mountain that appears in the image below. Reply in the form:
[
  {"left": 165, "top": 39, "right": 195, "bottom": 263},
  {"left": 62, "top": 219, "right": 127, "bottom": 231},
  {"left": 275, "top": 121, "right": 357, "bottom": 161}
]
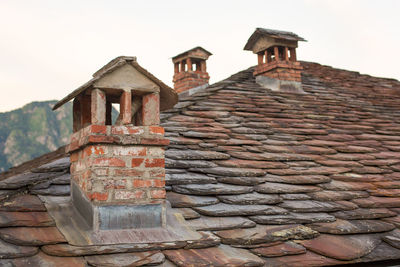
[
  {"left": 0, "top": 101, "right": 72, "bottom": 172},
  {"left": 0, "top": 100, "right": 119, "bottom": 172}
]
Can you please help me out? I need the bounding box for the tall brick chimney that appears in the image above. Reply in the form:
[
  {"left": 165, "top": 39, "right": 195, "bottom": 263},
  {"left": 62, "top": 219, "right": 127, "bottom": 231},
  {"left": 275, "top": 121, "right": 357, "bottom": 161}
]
[
  {"left": 244, "top": 28, "right": 306, "bottom": 92},
  {"left": 172, "top": 47, "right": 212, "bottom": 94},
  {"left": 53, "top": 56, "right": 178, "bottom": 232}
]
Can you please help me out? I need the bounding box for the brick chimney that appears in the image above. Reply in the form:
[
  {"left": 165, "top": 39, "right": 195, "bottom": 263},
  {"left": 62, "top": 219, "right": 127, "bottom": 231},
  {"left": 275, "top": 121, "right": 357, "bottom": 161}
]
[
  {"left": 244, "top": 28, "right": 306, "bottom": 92},
  {"left": 53, "top": 56, "right": 178, "bottom": 232},
  {"left": 172, "top": 47, "right": 212, "bottom": 94}
]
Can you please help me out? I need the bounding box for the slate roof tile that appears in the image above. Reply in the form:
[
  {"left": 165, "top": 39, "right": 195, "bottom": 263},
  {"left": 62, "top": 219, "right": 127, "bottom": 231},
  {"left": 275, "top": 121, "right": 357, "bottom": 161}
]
[
  {"left": 186, "top": 216, "right": 256, "bottom": 231},
  {"left": 2, "top": 61, "right": 400, "bottom": 265},
  {"left": 299, "top": 234, "right": 381, "bottom": 261},
  {"left": 85, "top": 251, "right": 165, "bottom": 267},
  {"left": 0, "top": 226, "right": 66, "bottom": 246},
  {"left": 163, "top": 244, "right": 265, "bottom": 267},
  {"left": 308, "top": 219, "right": 396, "bottom": 234},
  {"left": 251, "top": 241, "right": 306, "bottom": 257}
]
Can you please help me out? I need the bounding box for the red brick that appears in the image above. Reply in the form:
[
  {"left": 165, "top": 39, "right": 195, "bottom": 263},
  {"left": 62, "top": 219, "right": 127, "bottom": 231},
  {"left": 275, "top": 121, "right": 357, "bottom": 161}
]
[
  {"left": 149, "top": 126, "right": 165, "bottom": 135},
  {"left": 153, "top": 179, "right": 165, "bottom": 188},
  {"left": 88, "top": 135, "right": 116, "bottom": 144},
  {"left": 89, "top": 192, "right": 109, "bottom": 201},
  {"left": 150, "top": 189, "right": 166, "bottom": 199},
  {"left": 141, "top": 138, "right": 170, "bottom": 146},
  {"left": 112, "top": 147, "right": 146, "bottom": 156},
  {"left": 104, "top": 179, "right": 126, "bottom": 190},
  {"left": 145, "top": 158, "right": 165, "bottom": 168},
  {"left": 93, "top": 158, "right": 125, "bottom": 167},
  {"left": 90, "top": 125, "right": 107, "bottom": 134},
  {"left": 83, "top": 145, "right": 106, "bottom": 157},
  {"left": 70, "top": 152, "right": 79, "bottom": 162},
  {"left": 131, "top": 158, "right": 144, "bottom": 167},
  {"left": 114, "top": 169, "right": 144, "bottom": 177},
  {"left": 133, "top": 179, "right": 153, "bottom": 188},
  {"left": 134, "top": 190, "right": 145, "bottom": 199},
  {"left": 150, "top": 169, "right": 165, "bottom": 177}
]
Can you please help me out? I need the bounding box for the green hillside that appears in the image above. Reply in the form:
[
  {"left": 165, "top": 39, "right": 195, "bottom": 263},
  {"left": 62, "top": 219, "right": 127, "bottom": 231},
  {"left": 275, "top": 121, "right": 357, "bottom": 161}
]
[
  {"left": 0, "top": 100, "right": 118, "bottom": 172},
  {"left": 0, "top": 101, "right": 72, "bottom": 172}
]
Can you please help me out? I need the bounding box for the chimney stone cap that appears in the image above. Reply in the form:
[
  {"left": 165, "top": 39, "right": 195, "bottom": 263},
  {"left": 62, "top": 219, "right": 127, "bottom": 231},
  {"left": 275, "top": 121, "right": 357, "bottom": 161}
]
[
  {"left": 244, "top": 28, "right": 306, "bottom": 52},
  {"left": 172, "top": 46, "right": 212, "bottom": 63},
  {"left": 53, "top": 56, "right": 178, "bottom": 111}
]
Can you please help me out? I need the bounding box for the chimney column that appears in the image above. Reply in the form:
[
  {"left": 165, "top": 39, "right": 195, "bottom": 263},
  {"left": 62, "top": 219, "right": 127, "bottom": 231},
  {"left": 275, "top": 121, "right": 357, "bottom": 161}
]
[
  {"left": 274, "top": 46, "right": 280, "bottom": 61},
  {"left": 258, "top": 53, "right": 264, "bottom": 65},
  {"left": 284, "top": 47, "right": 289, "bottom": 61},
  {"left": 290, "top": 47, "right": 297, "bottom": 61}
]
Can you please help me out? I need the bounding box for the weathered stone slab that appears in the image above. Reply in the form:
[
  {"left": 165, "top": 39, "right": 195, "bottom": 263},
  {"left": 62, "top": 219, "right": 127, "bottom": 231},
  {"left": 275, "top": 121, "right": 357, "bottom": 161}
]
[
  {"left": 184, "top": 231, "right": 221, "bottom": 249},
  {"left": 217, "top": 159, "right": 288, "bottom": 169},
  {"left": 278, "top": 200, "right": 355, "bottom": 212},
  {"left": 4, "top": 251, "right": 86, "bottom": 266},
  {"left": 0, "top": 238, "right": 38, "bottom": 259},
  {"left": 360, "top": 242, "right": 400, "bottom": 263},
  {"left": 264, "top": 174, "right": 331, "bottom": 184},
  {"left": 383, "top": 230, "right": 400, "bottom": 249},
  {"left": 51, "top": 173, "right": 71, "bottom": 185},
  {"left": 268, "top": 166, "right": 350, "bottom": 176},
  {"left": 264, "top": 250, "right": 342, "bottom": 267},
  {"left": 217, "top": 176, "right": 269, "bottom": 185},
  {"left": 32, "top": 157, "right": 70, "bottom": 172},
  {"left": 319, "top": 180, "right": 375, "bottom": 191},
  {"left": 308, "top": 190, "right": 369, "bottom": 201},
  {"left": 0, "top": 211, "right": 54, "bottom": 227},
  {"left": 0, "top": 190, "right": 16, "bottom": 201},
  {"left": 166, "top": 158, "right": 217, "bottom": 169},
  {"left": 173, "top": 184, "right": 253, "bottom": 195},
  {"left": 352, "top": 196, "right": 400, "bottom": 208},
  {"left": 166, "top": 150, "right": 230, "bottom": 160},
  {"left": 281, "top": 194, "right": 311, "bottom": 200},
  {"left": 369, "top": 189, "right": 400, "bottom": 197},
  {"left": 256, "top": 182, "right": 321, "bottom": 194},
  {"left": 30, "top": 185, "right": 70, "bottom": 196},
  {"left": 190, "top": 167, "right": 266, "bottom": 177},
  {"left": 0, "top": 172, "right": 62, "bottom": 189},
  {"left": 218, "top": 192, "right": 282, "bottom": 205},
  {"left": 85, "top": 251, "right": 165, "bottom": 267},
  {"left": 193, "top": 203, "right": 287, "bottom": 216},
  {"left": 332, "top": 208, "right": 397, "bottom": 220},
  {"left": 172, "top": 208, "right": 200, "bottom": 219},
  {"left": 0, "top": 194, "right": 46, "bottom": 212},
  {"left": 182, "top": 131, "right": 230, "bottom": 139},
  {"left": 186, "top": 216, "right": 256, "bottom": 231},
  {"left": 0, "top": 227, "right": 66, "bottom": 245},
  {"left": 215, "top": 225, "right": 318, "bottom": 245},
  {"left": 229, "top": 151, "right": 312, "bottom": 161},
  {"left": 250, "top": 212, "right": 335, "bottom": 225},
  {"left": 251, "top": 241, "right": 306, "bottom": 257},
  {"left": 166, "top": 172, "right": 216, "bottom": 185},
  {"left": 42, "top": 241, "right": 186, "bottom": 256},
  {"left": 163, "top": 244, "right": 264, "bottom": 267},
  {"left": 308, "top": 219, "right": 395, "bottom": 234},
  {"left": 299, "top": 234, "right": 381, "bottom": 261},
  {"left": 167, "top": 192, "right": 219, "bottom": 208},
  {"left": 382, "top": 215, "right": 400, "bottom": 228}
]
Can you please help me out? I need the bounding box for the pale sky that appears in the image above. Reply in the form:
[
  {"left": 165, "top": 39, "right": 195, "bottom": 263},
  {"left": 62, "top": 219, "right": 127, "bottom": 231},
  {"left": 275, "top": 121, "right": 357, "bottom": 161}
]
[{"left": 0, "top": 0, "right": 399, "bottom": 112}]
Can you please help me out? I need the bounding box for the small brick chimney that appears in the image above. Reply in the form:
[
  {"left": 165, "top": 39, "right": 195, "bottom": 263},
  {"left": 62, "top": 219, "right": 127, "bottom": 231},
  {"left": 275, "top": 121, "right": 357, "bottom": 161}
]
[
  {"left": 53, "top": 56, "right": 178, "bottom": 232},
  {"left": 244, "top": 28, "right": 306, "bottom": 92},
  {"left": 172, "top": 47, "right": 212, "bottom": 94}
]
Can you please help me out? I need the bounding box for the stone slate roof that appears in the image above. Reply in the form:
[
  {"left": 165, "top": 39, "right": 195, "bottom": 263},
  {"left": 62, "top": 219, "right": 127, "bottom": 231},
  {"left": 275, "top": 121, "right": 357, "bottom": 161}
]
[{"left": 2, "top": 61, "right": 400, "bottom": 266}]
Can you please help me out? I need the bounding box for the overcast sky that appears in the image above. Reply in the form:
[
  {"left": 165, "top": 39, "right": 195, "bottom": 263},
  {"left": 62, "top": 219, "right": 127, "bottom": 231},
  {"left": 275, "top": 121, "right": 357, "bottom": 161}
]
[{"left": 0, "top": 0, "right": 399, "bottom": 112}]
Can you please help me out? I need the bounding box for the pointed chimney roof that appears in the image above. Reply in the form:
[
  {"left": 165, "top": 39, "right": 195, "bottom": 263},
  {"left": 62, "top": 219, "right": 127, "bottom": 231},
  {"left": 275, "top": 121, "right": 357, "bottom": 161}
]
[{"left": 53, "top": 56, "right": 178, "bottom": 111}]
